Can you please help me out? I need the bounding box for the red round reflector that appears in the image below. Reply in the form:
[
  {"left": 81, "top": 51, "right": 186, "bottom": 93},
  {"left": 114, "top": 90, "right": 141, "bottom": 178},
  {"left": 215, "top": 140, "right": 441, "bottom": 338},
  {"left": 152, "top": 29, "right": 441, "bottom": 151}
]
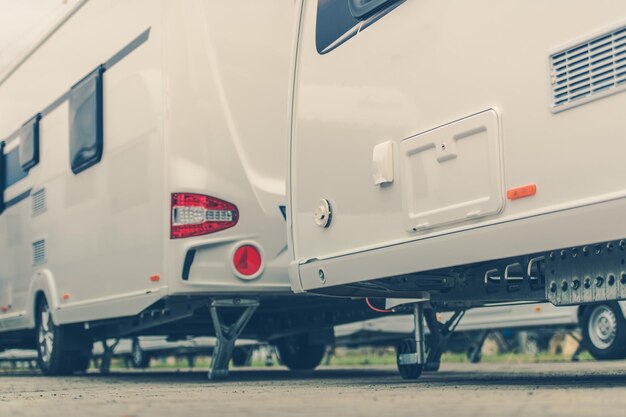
[{"left": 233, "top": 245, "right": 262, "bottom": 277}]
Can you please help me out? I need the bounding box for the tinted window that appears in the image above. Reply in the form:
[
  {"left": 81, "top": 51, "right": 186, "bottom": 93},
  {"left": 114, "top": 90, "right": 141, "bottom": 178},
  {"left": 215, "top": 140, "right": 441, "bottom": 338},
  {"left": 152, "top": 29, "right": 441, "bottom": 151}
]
[
  {"left": 0, "top": 141, "right": 5, "bottom": 214},
  {"left": 316, "top": 0, "right": 405, "bottom": 54},
  {"left": 349, "top": 0, "right": 396, "bottom": 18},
  {"left": 316, "top": 0, "right": 360, "bottom": 54},
  {"left": 69, "top": 65, "right": 104, "bottom": 174},
  {"left": 5, "top": 147, "right": 28, "bottom": 187},
  {"left": 19, "top": 114, "right": 41, "bottom": 171}
]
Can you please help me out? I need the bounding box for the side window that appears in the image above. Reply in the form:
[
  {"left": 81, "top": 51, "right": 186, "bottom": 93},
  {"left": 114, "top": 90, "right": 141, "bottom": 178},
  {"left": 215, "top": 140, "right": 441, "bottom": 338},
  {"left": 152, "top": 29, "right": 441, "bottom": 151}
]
[
  {"left": 348, "top": 0, "right": 397, "bottom": 19},
  {"left": 316, "top": 0, "right": 403, "bottom": 54},
  {"left": 0, "top": 141, "right": 5, "bottom": 214},
  {"left": 19, "top": 114, "right": 41, "bottom": 171},
  {"left": 69, "top": 65, "right": 104, "bottom": 174}
]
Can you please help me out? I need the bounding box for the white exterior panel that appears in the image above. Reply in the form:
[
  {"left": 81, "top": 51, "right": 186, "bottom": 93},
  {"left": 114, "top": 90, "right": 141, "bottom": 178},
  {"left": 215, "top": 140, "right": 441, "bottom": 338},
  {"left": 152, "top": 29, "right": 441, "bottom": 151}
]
[
  {"left": 289, "top": 0, "right": 626, "bottom": 292},
  {"left": 0, "top": 0, "right": 299, "bottom": 333}
]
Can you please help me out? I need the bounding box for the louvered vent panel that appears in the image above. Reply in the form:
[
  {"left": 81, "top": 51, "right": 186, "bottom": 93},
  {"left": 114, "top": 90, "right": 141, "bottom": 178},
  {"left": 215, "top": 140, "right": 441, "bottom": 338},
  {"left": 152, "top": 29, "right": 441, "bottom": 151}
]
[
  {"left": 32, "top": 189, "right": 47, "bottom": 217},
  {"left": 32, "top": 240, "right": 46, "bottom": 266},
  {"left": 551, "top": 27, "right": 626, "bottom": 111}
]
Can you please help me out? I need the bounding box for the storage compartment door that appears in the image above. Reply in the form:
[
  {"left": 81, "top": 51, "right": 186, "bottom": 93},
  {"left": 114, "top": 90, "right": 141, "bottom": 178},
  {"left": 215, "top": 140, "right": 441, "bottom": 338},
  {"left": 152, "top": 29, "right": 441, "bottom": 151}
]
[{"left": 400, "top": 109, "right": 504, "bottom": 232}]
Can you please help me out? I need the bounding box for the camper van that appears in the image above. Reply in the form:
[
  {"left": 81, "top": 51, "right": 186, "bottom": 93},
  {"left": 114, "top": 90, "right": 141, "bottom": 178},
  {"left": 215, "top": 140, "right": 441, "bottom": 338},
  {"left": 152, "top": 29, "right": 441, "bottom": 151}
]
[
  {"left": 0, "top": 0, "right": 379, "bottom": 379},
  {"left": 288, "top": 0, "right": 626, "bottom": 378}
]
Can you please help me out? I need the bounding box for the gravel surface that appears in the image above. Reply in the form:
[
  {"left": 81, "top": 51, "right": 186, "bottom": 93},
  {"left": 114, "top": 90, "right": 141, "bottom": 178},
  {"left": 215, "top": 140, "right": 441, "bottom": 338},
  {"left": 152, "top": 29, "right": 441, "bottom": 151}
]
[{"left": 2, "top": 361, "right": 626, "bottom": 417}]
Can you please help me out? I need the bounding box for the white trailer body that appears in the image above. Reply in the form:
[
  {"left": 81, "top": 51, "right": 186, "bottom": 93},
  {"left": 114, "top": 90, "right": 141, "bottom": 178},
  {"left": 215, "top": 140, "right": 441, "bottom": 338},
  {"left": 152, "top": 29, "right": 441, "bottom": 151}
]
[
  {"left": 0, "top": 0, "right": 295, "bottom": 330},
  {"left": 288, "top": 0, "right": 626, "bottom": 308}
]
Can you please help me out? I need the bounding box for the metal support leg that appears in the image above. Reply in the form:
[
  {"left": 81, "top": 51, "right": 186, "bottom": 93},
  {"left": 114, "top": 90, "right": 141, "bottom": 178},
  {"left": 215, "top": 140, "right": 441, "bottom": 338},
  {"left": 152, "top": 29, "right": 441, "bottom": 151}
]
[
  {"left": 468, "top": 329, "right": 490, "bottom": 364},
  {"left": 397, "top": 302, "right": 428, "bottom": 366},
  {"left": 208, "top": 298, "right": 259, "bottom": 380},
  {"left": 423, "top": 308, "right": 465, "bottom": 372},
  {"left": 265, "top": 345, "right": 275, "bottom": 367},
  {"left": 414, "top": 303, "right": 427, "bottom": 366},
  {"left": 397, "top": 301, "right": 429, "bottom": 379},
  {"left": 569, "top": 332, "right": 585, "bottom": 362},
  {"left": 100, "top": 339, "right": 119, "bottom": 374}
]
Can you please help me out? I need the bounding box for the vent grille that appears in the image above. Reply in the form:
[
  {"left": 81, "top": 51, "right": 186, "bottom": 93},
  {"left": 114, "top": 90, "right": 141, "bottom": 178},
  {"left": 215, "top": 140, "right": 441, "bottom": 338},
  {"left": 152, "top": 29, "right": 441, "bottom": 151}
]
[
  {"left": 32, "top": 240, "right": 46, "bottom": 266},
  {"left": 32, "top": 189, "right": 47, "bottom": 217},
  {"left": 551, "top": 26, "right": 626, "bottom": 111}
]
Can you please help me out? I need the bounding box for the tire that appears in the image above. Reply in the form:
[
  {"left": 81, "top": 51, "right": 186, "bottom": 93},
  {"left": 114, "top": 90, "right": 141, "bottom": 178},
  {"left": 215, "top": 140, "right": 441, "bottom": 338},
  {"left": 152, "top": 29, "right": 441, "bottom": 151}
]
[
  {"left": 36, "top": 297, "right": 92, "bottom": 375},
  {"left": 186, "top": 354, "right": 196, "bottom": 368},
  {"left": 232, "top": 346, "right": 253, "bottom": 367},
  {"left": 396, "top": 338, "right": 423, "bottom": 380},
  {"left": 71, "top": 351, "right": 92, "bottom": 373},
  {"left": 131, "top": 338, "right": 151, "bottom": 369},
  {"left": 275, "top": 335, "right": 326, "bottom": 371},
  {"left": 466, "top": 345, "right": 482, "bottom": 364},
  {"left": 581, "top": 302, "right": 626, "bottom": 360}
]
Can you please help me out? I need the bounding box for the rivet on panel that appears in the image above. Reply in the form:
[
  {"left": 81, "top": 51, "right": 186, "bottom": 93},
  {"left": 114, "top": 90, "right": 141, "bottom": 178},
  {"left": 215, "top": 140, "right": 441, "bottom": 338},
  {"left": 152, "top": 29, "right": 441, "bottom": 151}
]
[
  {"left": 608, "top": 274, "right": 616, "bottom": 286},
  {"left": 549, "top": 281, "right": 557, "bottom": 293},
  {"left": 595, "top": 276, "right": 604, "bottom": 287}
]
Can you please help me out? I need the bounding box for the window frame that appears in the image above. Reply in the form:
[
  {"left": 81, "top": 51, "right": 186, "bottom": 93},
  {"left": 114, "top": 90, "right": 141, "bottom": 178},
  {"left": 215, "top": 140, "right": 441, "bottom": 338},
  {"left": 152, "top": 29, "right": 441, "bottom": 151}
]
[
  {"left": 348, "top": 0, "right": 397, "bottom": 19},
  {"left": 0, "top": 141, "right": 5, "bottom": 214},
  {"left": 19, "top": 114, "right": 41, "bottom": 171},
  {"left": 68, "top": 65, "right": 105, "bottom": 175}
]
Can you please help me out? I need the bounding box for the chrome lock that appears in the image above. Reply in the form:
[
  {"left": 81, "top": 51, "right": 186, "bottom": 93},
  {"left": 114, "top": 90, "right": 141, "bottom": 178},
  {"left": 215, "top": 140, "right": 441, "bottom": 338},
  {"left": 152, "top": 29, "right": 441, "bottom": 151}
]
[{"left": 314, "top": 199, "right": 332, "bottom": 228}]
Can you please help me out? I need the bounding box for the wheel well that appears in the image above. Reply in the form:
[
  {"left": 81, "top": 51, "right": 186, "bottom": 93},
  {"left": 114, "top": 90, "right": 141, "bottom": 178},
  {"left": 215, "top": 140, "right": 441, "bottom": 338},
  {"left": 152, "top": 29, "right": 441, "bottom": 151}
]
[{"left": 33, "top": 291, "right": 46, "bottom": 318}]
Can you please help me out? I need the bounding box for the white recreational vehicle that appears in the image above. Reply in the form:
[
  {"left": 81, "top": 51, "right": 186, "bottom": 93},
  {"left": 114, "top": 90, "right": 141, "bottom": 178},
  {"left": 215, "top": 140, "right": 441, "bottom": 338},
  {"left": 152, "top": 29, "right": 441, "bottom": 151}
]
[
  {"left": 288, "top": 0, "right": 626, "bottom": 378},
  {"left": 0, "top": 0, "right": 379, "bottom": 379}
]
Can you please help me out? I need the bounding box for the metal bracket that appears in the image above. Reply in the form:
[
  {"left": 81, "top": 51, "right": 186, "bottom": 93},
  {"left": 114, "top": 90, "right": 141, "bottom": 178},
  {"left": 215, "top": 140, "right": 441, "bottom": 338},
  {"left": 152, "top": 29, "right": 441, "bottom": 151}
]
[
  {"left": 398, "top": 302, "right": 427, "bottom": 366},
  {"left": 423, "top": 308, "right": 465, "bottom": 371},
  {"left": 208, "top": 298, "right": 259, "bottom": 380},
  {"left": 99, "top": 338, "right": 120, "bottom": 374},
  {"left": 547, "top": 240, "right": 626, "bottom": 305}
]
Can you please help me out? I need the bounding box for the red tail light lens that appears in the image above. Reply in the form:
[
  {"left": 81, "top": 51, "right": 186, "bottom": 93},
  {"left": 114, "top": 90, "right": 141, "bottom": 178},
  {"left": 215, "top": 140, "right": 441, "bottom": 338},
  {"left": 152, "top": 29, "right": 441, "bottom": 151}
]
[
  {"left": 233, "top": 244, "right": 263, "bottom": 278},
  {"left": 171, "top": 193, "right": 239, "bottom": 239}
]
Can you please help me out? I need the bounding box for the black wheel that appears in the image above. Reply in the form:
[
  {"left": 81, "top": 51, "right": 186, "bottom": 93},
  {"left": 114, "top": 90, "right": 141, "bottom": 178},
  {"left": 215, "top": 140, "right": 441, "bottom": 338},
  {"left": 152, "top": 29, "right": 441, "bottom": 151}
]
[
  {"left": 581, "top": 302, "right": 626, "bottom": 360},
  {"left": 466, "top": 344, "right": 482, "bottom": 364},
  {"left": 396, "top": 339, "right": 423, "bottom": 380},
  {"left": 186, "top": 354, "right": 196, "bottom": 368},
  {"left": 71, "top": 351, "right": 92, "bottom": 373},
  {"left": 232, "top": 346, "right": 253, "bottom": 367},
  {"left": 131, "top": 338, "right": 151, "bottom": 369},
  {"left": 36, "top": 297, "right": 92, "bottom": 375},
  {"left": 275, "top": 335, "right": 326, "bottom": 371}
]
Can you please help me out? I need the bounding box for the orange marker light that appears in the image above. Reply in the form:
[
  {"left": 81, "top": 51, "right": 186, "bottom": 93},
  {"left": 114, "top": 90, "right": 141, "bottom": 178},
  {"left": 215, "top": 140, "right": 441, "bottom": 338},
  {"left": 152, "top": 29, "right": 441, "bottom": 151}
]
[
  {"left": 534, "top": 306, "right": 542, "bottom": 313},
  {"left": 507, "top": 184, "right": 537, "bottom": 201},
  {"left": 150, "top": 274, "right": 161, "bottom": 283},
  {"left": 63, "top": 294, "right": 70, "bottom": 300}
]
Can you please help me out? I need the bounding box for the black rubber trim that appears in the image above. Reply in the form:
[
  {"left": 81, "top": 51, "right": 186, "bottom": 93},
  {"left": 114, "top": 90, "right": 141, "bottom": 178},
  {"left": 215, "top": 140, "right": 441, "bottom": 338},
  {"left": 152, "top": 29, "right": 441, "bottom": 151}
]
[
  {"left": 0, "top": 141, "right": 5, "bottom": 214},
  {"left": 4, "top": 188, "right": 32, "bottom": 211},
  {"left": 182, "top": 249, "right": 196, "bottom": 281},
  {"left": 2, "top": 27, "right": 152, "bottom": 143},
  {"left": 104, "top": 28, "right": 151, "bottom": 70}
]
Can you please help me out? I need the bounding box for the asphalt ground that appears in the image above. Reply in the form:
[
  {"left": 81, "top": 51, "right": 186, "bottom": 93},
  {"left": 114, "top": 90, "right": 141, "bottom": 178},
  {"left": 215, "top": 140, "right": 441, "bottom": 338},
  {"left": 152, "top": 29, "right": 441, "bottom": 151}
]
[{"left": 2, "top": 361, "right": 626, "bottom": 417}]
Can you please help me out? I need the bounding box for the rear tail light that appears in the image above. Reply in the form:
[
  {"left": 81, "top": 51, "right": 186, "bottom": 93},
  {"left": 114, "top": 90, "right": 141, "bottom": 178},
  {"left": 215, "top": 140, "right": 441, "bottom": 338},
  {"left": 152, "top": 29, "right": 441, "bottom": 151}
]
[{"left": 171, "top": 193, "right": 239, "bottom": 239}]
